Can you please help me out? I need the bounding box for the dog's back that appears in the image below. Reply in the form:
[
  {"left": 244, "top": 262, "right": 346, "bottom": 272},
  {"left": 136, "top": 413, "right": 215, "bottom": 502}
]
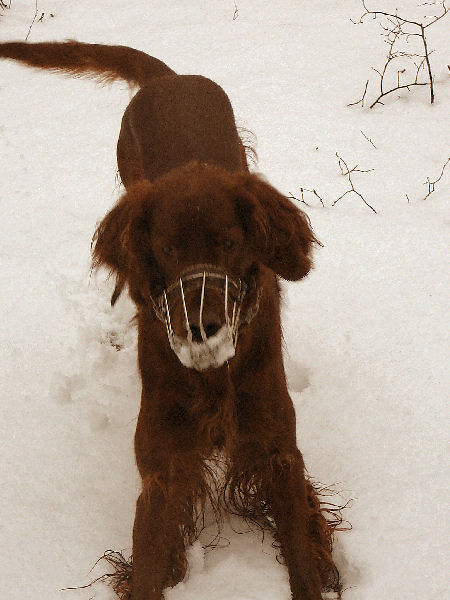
[
  {"left": 118, "top": 75, "right": 243, "bottom": 185},
  {"left": 0, "top": 40, "right": 246, "bottom": 184}
]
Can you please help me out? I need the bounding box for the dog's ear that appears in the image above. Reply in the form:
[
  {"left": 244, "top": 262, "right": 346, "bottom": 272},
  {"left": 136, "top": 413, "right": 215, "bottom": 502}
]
[
  {"left": 234, "top": 173, "right": 318, "bottom": 280},
  {"left": 91, "top": 181, "right": 154, "bottom": 304}
]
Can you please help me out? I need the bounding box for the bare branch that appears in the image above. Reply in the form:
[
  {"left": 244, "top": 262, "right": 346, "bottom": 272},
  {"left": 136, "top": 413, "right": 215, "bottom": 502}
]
[
  {"left": 422, "top": 0, "right": 448, "bottom": 27},
  {"left": 347, "top": 80, "right": 369, "bottom": 107},
  {"left": 422, "top": 157, "right": 450, "bottom": 200},
  {"left": 360, "top": 130, "right": 377, "bottom": 148},
  {"left": 358, "top": 0, "right": 448, "bottom": 27},
  {"left": 369, "top": 80, "right": 428, "bottom": 108},
  {"left": 350, "top": 0, "right": 448, "bottom": 108},
  {"left": 337, "top": 155, "right": 374, "bottom": 176},
  {"left": 289, "top": 188, "right": 325, "bottom": 208},
  {"left": 333, "top": 153, "right": 377, "bottom": 213},
  {"left": 421, "top": 24, "right": 435, "bottom": 102},
  {"left": 25, "top": 1, "right": 39, "bottom": 41}
]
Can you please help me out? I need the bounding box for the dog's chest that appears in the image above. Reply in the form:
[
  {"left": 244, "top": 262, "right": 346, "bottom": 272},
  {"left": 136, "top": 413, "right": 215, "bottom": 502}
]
[{"left": 185, "top": 379, "right": 238, "bottom": 453}]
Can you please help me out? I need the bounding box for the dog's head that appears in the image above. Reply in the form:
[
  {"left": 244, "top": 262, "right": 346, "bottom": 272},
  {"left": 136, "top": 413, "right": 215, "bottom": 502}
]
[{"left": 93, "top": 161, "right": 317, "bottom": 369}]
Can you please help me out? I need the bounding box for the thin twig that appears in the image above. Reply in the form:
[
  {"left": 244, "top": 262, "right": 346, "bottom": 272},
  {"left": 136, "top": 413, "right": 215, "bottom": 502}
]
[
  {"left": 360, "top": 130, "right": 377, "bottom": 148},
  {"left": 333, "top": 153, "right": 377, "bottom": 213},
  {"left": 347, "top": 80, "right": 369, "bottom": 107},
  {"left": 25, "top": 0, "right": 39, "bottom": 40},
  {"left": 369, "top": 81, "right": 429, "bottom": 108},
  {"left": 289, "top": 188, "right": 325, "bottom": 208},
  {"left": 288, "top": 192, "right": 311, "bottom": 207},
  {"left": 336, "top": 155, "right": 374, "bottom": 176},
  {"left": 421, "top": 23, "right": 435, "bottom": 103},
  {"left": 422, "top": 157, "right": 449, "bottom": 200}
]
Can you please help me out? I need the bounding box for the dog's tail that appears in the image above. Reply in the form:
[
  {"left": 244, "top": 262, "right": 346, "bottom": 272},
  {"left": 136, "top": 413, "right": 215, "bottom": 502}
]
[{"left": 0, "top": 40, "right": 175, "bottom": 87}]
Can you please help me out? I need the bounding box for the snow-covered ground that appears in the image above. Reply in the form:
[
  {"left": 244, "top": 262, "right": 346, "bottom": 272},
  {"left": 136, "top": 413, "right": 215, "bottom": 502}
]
[{"left": 0, "top": 1, "right": 449, "bottom": 599}]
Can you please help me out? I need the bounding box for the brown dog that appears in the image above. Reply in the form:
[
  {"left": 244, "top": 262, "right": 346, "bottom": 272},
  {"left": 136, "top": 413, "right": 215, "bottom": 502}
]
[{"left": 0, "top": 41, "right": 341, "bottom": 599}]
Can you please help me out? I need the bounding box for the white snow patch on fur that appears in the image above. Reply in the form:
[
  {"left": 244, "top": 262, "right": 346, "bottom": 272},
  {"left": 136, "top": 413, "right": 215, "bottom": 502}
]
[{"left": 169, "top": 324, "right": 235, "bottom": 370}]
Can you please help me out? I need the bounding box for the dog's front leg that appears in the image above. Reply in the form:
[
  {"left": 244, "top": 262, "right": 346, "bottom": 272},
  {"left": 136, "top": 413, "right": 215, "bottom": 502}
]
[
  {"left": 268, "top": 448, "right": 323, "bottom": 600},
  {"left": 230, "top": 440, "right": 322, "bottom": 600},
  {"left": 132, "top": 480, "right": 175, "bottom": 600},
  {"left": 232, "top": 356, "right": 324, "bottom": 599},
  {"left": 132, "top": 456, "right": 205, "bottom": 600}
]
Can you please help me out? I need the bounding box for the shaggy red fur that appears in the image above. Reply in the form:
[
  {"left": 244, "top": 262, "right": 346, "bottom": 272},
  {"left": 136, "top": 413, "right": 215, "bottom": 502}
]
[{"left": 0, "top": 40, "right": 342, "bottom": 599}]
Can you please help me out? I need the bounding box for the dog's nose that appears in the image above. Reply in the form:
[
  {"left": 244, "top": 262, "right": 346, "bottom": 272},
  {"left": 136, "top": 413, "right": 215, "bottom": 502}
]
[{"left": 189, "top": 312, "right": 222, "bottom": 342}]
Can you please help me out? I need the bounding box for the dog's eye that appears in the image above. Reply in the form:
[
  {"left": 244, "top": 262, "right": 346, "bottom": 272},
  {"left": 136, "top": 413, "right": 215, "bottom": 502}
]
[
  {"left": 162, "top": 246, "right": 175, "bottom": 257},
  {"left": 223, "top": 238, "right": 235, "bottom": 251}
]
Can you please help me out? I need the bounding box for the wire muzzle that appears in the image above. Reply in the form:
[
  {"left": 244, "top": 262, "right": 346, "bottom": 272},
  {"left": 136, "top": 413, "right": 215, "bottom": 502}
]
[{"left": 153, "top": 264, "right": 249, "bottom": 371}]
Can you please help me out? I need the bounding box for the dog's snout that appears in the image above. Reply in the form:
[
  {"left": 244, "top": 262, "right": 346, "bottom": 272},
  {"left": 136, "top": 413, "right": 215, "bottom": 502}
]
[{"left": 189, "top": 311, "right": 222, "bottom": 342}]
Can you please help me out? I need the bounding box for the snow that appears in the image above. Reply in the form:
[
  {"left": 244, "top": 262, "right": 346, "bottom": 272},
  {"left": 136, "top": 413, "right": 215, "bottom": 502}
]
[
  {"left": 168, "top": 323, "right": 237, "bottom": 371},
  {"left": 0, "top": 1, "right": 449, "bottom": 599}
]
